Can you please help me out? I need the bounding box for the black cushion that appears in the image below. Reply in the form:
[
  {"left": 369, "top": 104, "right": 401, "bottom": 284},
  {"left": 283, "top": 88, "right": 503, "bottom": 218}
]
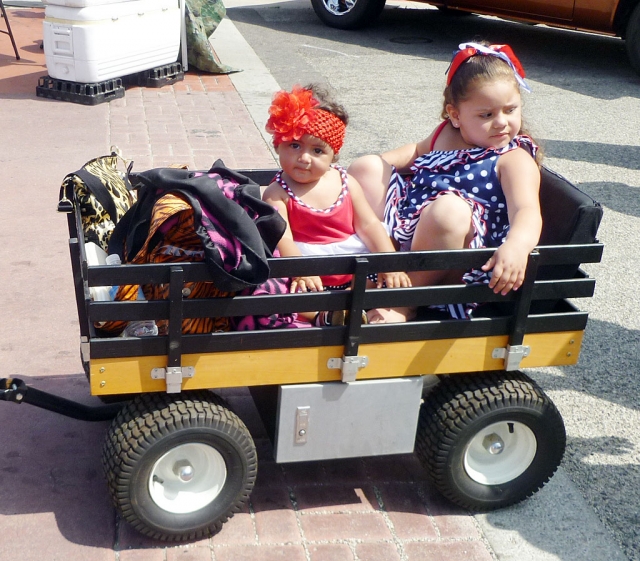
[
  {"left": 537, "top": 166, "right": 603, "bottom": 280},
  {"left": 538, "top": 166, "right": 603, "bottom": 247}
]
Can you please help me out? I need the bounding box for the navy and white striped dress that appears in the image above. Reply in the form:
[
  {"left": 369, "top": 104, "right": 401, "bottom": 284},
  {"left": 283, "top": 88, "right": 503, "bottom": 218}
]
[{"left": 384, "top": 134, "right": 538, "bottom": 318}]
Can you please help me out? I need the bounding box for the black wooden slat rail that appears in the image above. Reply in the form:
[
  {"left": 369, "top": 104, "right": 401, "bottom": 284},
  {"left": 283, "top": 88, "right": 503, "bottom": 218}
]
[{"left": 55, "top": 166, "right": 603, "bottom": 371}]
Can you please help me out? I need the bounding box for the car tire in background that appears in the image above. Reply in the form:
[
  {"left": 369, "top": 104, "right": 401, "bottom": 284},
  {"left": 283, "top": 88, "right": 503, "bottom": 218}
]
[
  {"left": 626, "top": 3, "right": 640, "bottom": 74},
  {"left": 310, "top": 0, "right": 387, "bottom": 29}
]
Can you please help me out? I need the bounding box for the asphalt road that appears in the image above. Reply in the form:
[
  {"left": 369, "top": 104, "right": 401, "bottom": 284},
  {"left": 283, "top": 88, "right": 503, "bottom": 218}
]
[{"left": 220, "top": 1, "right": 640, "bottom": 559}]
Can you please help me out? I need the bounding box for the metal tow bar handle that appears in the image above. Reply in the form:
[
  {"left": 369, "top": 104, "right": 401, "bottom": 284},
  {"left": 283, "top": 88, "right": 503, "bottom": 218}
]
[
  {"left": 1, "top": 377, "right": 26, "bottom": 403},
  {"left": 1, "top": 377, "right": 124, "bottom": 422}
]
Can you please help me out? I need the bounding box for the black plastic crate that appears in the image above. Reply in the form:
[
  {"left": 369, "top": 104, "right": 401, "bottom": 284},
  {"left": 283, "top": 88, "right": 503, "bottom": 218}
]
[
  {"left": 124, "top": 62, "right": 184, "bottom": 88},
  {"left": 36, "top": 75, "right": 125, "bottom": 106}
]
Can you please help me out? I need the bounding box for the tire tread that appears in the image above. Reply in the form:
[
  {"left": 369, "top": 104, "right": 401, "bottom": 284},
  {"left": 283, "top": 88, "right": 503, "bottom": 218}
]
[
  {"left": 416, "top": 371, "right": 565, "bottom": 511},
  {"left": 102, "top": 391, "right": 256, "bottom": 542}
]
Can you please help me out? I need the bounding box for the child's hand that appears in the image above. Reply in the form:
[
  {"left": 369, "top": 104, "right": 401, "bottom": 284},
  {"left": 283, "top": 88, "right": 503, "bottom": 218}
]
[
  {"left": 481, "top": 241, "right": 529, "bottom": 295},
  {"left": 379, "top": 271, "right": 412, "bottom": 289},
  {"left": 291, "top": 276, "right": 324, "bottom": 293}
]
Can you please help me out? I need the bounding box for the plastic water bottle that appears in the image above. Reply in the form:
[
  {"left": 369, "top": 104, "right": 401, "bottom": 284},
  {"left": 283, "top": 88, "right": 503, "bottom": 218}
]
[
  {"left": 122, "top": 319, "right": 158, "bottom": 337},
  {"left": 105, "top": 253, "right": 122, "bottom": 300},
  {"left": 85, "top": 243, "right": 107, "bottom": 299},
  {"left": 121, "top": 286, "right": 159, "bottom": 338},
  {"left": 86, "top": 246, "right": 157, "bottom": 336}
]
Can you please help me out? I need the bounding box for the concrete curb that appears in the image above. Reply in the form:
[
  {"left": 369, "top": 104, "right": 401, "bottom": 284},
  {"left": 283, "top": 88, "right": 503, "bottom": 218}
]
[{"left": 210, "top": 16, "right": 280, "bottom": 160}]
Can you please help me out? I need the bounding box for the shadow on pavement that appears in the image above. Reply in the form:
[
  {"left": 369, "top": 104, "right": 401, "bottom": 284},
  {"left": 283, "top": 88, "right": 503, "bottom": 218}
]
[
  {"left": 0, "top": 374, "right": 117, "bottom": 549},
  {"left": 0, "top": 8, "right": 47, "bottom": 97},
  {"left": 562, "top": 436, "right": 640, "bottom": 560},
  {"left": 561, "top": 318, "right": 640, "bottom": 412},
  {"left": 543, "top": 139, "right": 640, "bottom": 172},
  {"left": 530, "top": 317, "right": 640, "bottom": 560},
  {"left": 0, "top": 376, "right": 474, "bottom": 551}
]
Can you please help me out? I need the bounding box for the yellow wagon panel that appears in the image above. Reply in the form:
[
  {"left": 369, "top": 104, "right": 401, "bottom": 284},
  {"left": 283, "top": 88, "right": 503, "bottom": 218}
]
[{"left": 90, "top": 330, "right": 583, "bottom": 396}]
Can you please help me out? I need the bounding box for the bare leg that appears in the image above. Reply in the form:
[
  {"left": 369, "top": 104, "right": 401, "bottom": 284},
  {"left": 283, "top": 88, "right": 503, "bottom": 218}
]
[
  {"left": 367, "top": 307, "right": 410, "bottom": 323},
  {"left": 409, "top": 194, "right": 475, "bottom": 287},
  {"left": 299, "top": 311, "right": 317, "bottom": 323},
  {"left": 350, "top": 155, "right": 407, "bottom": 323},
  {"left": 348, "top": 155, "right": 392, "bottom": 220},
  {"left": 351, "top": 155, "right": 426, "bottom": 324},
  {"left": 373, "top": 195, "right": 474, "bottom": 323}
]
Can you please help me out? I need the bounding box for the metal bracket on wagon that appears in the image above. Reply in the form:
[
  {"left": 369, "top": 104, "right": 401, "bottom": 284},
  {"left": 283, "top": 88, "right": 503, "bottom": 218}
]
[
  {"left": 327, "top": 355, "right": 369, "bottom": 383},
  {"left": 492, "top": 345, "right": 531, "bottom": 371},
  {"left": 151, "top": 366, "right": 195, "bottom": 394}
]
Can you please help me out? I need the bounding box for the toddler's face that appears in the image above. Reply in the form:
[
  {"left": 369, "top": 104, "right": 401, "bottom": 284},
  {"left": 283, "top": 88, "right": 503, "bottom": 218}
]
[
  {"left": 277, "top": 134, "right": 335, "bottom": 184},
  {"left": 447, "top": 78, "right": 522, "bottom": 150}
]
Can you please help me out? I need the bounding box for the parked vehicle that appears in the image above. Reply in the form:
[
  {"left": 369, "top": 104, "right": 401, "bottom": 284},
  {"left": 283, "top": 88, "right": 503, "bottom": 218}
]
[
  {"left": 310, "top": 0, "right": 640, "bottom": 74},
  {"left": 1, "top": 166, "right": 602, "bottom": 542}
]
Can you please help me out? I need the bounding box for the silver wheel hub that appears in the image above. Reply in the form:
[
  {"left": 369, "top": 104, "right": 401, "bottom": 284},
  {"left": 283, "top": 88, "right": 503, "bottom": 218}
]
[
  {"left": 173, "top": 460, "right": 195, "bottom": 482},
  {"left": 464, "top": 421, "right": 537, "bottom": 485},
  {"left": 323, "top": 0, "right": 356, "bottom": 16},
  {"left": 149, "top": 443, "right": 227, "bottom": 514},
  {"left": 483, "top": 433, "right": 505, "bottom": 455}
]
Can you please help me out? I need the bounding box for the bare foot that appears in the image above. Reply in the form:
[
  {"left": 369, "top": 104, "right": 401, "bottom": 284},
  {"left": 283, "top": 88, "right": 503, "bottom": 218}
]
[{"left": 366, "top": 307, "right": 415, "bottom": 324}]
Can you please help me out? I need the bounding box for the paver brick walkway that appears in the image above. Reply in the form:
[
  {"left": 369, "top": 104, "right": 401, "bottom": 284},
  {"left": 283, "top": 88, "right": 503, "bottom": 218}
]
[{"left": 109, "top": 74, "right": 277, "bottom": 171}]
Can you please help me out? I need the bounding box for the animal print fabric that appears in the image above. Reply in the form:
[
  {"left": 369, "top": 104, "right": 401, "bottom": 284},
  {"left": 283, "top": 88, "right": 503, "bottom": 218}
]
[{"left": 64, "top": 155, "right": 136, "bottom": 251}]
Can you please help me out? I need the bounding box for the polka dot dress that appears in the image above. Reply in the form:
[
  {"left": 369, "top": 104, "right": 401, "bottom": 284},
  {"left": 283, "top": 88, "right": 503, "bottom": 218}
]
[{"left": 384, "top": 135, "right": 538, "bottom": 318}]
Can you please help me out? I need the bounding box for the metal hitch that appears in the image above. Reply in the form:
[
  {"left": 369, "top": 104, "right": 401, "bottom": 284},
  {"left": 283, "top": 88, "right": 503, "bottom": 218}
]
[{"left": 1, "top": 377, "right": 124, "bottom": 422}]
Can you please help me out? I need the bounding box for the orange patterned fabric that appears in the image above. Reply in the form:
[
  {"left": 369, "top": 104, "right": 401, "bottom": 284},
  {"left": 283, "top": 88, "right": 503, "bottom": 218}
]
[
  {"left": 98, "top": 193, "right": 231, "bottom": 335},
  {"left": 266, "top": 86, "right": 346, "bottom": 153}
]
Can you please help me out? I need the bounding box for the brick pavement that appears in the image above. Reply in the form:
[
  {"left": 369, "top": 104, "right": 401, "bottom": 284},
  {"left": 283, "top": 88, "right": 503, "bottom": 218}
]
[
  {"left": 0, "top": 6, "right": 498, "bottom": 561},
  {"left": 108, "top": 74, "right": 277, "bottom": 171}
]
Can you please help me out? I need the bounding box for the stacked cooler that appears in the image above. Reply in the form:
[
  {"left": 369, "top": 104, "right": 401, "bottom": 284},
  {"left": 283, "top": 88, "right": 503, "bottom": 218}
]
[{"left": 39, "top": 0, "right": 182, "bottom": 101}]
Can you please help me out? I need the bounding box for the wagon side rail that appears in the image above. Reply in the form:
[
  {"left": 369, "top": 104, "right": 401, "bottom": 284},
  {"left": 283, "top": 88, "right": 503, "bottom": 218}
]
[
  {"left": 56, "top": 164, "right": 603, "bottom": 394},
  {"left": 75, "top": 241, "right": 602, "bottom": 390}
]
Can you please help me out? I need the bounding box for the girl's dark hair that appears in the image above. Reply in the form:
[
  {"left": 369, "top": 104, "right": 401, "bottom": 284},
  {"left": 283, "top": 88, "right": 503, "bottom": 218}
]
[
  {"left": 440, "top": 49, "right": 543, "bottom": 164},
  {"left": 305, "top": 83, "right": 349, "bottom": 126}
]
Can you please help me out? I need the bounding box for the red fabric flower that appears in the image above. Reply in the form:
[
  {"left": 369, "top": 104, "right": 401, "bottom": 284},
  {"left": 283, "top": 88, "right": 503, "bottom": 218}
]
[{"left": 266, "top": 86, "right": 319, "bottom": 147}]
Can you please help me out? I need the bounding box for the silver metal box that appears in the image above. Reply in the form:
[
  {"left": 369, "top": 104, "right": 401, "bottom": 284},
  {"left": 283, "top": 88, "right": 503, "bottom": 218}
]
[{"left": 273, "top": 377, "right": 423, "bottom": 463}]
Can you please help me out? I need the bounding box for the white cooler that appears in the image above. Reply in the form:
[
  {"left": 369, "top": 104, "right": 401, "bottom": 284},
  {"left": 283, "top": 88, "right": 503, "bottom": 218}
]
[
  {"left": 43, "top": 0, "right": 181, "bottom": 83},
  {"left": 43, "top": 0, "right": 138, "bottom": 7}
]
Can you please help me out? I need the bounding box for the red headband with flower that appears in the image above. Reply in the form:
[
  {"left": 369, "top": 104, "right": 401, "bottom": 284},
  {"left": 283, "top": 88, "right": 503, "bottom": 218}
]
[{"left": 265, "top": 86, "right": 346, "bottom": 154}]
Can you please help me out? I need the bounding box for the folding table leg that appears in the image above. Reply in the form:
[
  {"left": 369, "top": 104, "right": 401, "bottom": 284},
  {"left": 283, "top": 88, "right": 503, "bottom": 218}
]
[{"left": 0, "top": 0, "right": 20, "bottom": 61}]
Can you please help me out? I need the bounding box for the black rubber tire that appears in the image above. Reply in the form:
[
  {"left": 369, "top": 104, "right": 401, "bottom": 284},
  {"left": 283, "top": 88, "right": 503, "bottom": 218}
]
[
  {"left": 102, "top": 391, "right": 257, "bottom": 542},
  {"left": 626, "top": 3, "right": 640, "bottom": 75},
  {"left": 310, "top": 0, "right": 386, "bottom": 30},
  {"left": 415, "top": 371, "right": 565, "bottom": 511}
]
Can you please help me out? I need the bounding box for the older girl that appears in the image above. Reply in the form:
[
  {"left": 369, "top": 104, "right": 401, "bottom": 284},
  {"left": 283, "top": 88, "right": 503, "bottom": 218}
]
[{"left": 349, "top": 43, "right": 542, "bottom": 321}]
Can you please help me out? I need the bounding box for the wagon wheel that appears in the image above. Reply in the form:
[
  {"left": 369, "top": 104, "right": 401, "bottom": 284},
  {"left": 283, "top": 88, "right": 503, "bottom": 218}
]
[
  {"left": 102, "top": 391, "right": 257, "bottom": 542},
  {"left": 415, "top": 371, "right": 565, "bottom": 511}
]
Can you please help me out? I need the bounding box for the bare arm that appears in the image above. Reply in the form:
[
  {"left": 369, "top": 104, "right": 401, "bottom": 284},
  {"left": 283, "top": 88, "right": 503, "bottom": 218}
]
[
  {"left": 348, "top": 127, "right": 436, "bottom": 220},
  {"left": 262, "top": 183, "right": 324, "bottom": 293},
  {"left": 381, "top": 136, "right": 433, "bottom": 173},
  {"left": 349, "top": 175, "right": 411, "bottom": 288},
  {"left": 482, "top": 148, "right": 542, "bottom": 295}
]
